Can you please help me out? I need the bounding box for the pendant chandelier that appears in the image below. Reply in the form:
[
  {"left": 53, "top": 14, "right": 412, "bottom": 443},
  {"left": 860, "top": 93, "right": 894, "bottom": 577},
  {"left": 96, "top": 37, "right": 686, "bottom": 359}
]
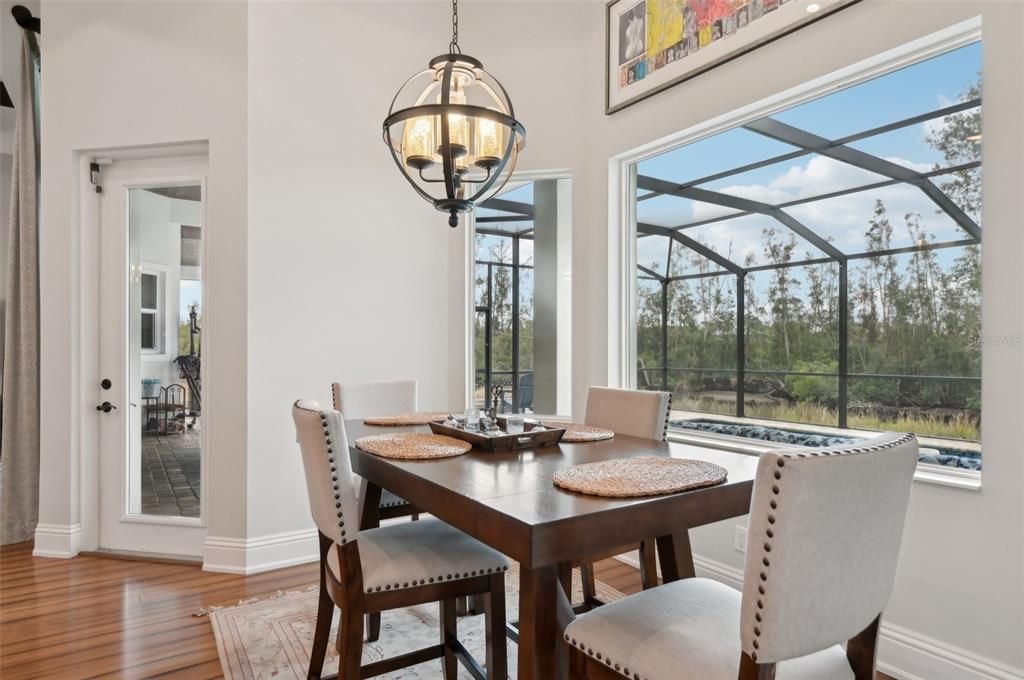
[{"left": 383, "top": 0, "right": 526, "bottom": 227}]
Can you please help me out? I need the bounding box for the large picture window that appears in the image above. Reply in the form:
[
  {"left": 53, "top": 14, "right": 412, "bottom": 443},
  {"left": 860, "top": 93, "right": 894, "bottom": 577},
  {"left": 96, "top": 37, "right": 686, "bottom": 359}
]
[{"left": 630, "top": 41, "right": 982, "bottom": 470}]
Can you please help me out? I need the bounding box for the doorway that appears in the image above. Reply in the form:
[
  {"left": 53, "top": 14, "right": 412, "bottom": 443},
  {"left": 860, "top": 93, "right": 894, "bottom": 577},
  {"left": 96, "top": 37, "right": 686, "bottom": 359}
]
[
  {"left": 471, "top": 174, "right": 572, "bottom": 417},
  {"left": 97, "top": 153, "right": 207, "bottom": 556}
]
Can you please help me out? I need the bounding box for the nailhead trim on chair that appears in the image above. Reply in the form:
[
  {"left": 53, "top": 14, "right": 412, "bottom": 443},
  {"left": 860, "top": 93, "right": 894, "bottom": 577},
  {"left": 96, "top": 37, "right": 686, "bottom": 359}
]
[
  {"left": 662, "top": 393, "right": 673, "bottom": 442},
  {"left": 364, "top": 564, "right": 509, "bottom": 594},
  {"left": 317, "top": 411, "right": 350, "bottom": 545},
  {"left": 565, "top": 632, "right": 645, "bottom": 680},
  {"left": 747, "top": 432, "right": 916, "bottom": 662}
]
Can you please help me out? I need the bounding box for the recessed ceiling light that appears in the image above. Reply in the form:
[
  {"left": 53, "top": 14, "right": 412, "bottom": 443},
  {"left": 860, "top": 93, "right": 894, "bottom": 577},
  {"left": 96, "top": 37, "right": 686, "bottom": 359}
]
[{"left": 806, "top": 3, "right": 822, "bottom": 12}]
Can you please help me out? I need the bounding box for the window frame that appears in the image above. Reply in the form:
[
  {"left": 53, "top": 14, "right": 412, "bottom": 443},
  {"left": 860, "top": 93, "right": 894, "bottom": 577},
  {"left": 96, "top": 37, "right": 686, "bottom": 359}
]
[
  {"left": 608, "top": 17, "right": 983, "bottom": 488},
  {"left": 139, "top": 267, "right": 165, "bottom": 355}
]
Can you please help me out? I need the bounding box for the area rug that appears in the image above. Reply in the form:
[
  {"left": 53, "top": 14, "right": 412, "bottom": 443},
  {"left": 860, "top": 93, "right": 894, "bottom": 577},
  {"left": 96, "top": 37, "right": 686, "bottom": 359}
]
[{"left": 209, "top": 564, "right": 624, "bottom": 679}]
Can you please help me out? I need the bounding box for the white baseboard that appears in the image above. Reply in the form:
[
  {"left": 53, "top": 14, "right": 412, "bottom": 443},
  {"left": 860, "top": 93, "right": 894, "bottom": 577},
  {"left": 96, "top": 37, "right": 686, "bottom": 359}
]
[
  {"left": 32, "top": 523, "right": 83, "bottom": 558},
  {"left": 202, "top": 528, "right": 319, "bottom": 575},
  {"left": 877, "top": 622, "right": 1024, "bottom": 680},
  {"left": 613, "top": 552, "right": 1023, "bottom": 680}
]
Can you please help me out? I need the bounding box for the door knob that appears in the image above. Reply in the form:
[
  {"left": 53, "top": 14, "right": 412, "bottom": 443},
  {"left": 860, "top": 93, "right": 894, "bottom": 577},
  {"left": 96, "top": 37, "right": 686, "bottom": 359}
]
[{"left": 96, "top": 401, "right": 117, "bottom": 413}]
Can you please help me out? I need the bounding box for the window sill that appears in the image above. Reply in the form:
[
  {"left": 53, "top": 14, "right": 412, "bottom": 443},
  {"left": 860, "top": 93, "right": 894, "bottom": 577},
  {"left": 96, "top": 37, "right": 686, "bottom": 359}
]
[{"left": 667, "top": 430, "right": 982, "bottom": 491}]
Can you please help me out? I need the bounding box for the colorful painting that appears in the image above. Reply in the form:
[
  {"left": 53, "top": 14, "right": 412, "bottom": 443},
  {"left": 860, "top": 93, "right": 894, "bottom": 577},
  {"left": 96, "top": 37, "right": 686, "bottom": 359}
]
[{"left": 606, "top": 0, "right": 860, "bottom": 113}]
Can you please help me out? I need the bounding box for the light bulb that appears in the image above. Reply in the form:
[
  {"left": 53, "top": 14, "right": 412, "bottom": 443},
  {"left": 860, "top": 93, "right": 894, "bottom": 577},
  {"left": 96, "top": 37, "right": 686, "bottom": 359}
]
[
  {"left": 439, "top": 84, "right": 470, "bottom": 158},
  {"left": 475, "top": 116, "right": 505, "bottom": 170},
  {"left": 403, "top": 116, "right": 436, "bottom": 170}
]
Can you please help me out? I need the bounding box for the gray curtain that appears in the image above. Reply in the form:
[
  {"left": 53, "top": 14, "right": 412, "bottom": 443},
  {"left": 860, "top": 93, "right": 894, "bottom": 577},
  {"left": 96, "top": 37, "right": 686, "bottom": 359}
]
[{"left": 0, "top": 35, "right": 40, "bottom": 545}]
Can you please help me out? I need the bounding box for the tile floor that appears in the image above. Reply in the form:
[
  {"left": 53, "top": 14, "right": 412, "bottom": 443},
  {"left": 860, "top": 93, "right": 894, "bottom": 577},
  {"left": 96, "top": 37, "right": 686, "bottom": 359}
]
[{"left": 140, "top": 429, "right": 201, "bottom": 517}]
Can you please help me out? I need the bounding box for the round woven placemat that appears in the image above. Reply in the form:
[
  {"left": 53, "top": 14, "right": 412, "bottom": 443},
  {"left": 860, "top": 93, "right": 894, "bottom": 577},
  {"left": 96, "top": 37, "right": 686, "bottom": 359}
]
[
  {"left": 555, "top": 423, "right": 615, "bottom": 442},
  {"left": 363, "top": 412, "right": 450, "bottom": 426},
  {"left": 355, "top": 433, "right": 471, "bottom": 460},
  {"left": 553, "top": 456, "right": 728, "bottom": 497}
]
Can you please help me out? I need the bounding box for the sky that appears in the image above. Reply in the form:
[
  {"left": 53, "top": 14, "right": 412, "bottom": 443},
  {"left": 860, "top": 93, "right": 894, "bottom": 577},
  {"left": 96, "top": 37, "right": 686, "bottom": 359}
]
[
  {"left": 180, "top": 280, "right": 201, "bottom": 322},
  {"left": 635, "top": 41, "right": 982, "bottom": 278}
]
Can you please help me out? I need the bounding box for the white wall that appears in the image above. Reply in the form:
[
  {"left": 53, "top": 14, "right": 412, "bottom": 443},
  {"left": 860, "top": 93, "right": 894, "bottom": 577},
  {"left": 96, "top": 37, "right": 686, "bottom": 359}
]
[{"left": 37, "top": 0, "right": 248, "bottom": 553}]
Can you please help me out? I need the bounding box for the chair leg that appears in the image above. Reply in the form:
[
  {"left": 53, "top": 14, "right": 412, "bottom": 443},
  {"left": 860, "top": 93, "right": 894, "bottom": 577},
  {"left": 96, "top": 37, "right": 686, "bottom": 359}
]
[
  {"left": 440, "top": 598, "right": 458, "bottom": 680},
  {"left": 639, "top": 540, "right": 659, "bottom": 589},
  {"left": 467, "top": 593, "right": 487, "bottom": 615},
  {"left": 485, "top": 573, "right": 508, "bottom": 680},
  {"left": 307, "top": 585, "right": 334, "bottom": 679},
  {"left": 365, "top": 612, "right": 381, "bottom": 642},
  {"left": 581, "top": 562, "right": 598, "bottom": 607},
  {"left": 337, "top": 605, "right": 364, "bottom": 679}
]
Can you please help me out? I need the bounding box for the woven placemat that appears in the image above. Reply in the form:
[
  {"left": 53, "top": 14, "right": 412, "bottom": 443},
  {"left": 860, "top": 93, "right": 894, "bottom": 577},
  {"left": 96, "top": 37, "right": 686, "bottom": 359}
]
[
  {"left": 555, "top": 423, "right": 615, "bottom": 442},
  {"left": 355, "top": 433, "right": 471, "bottom": 460},
  {"left": 363, "top": 412, "right": 450, "bottom": 426},
  {"left": 553, "top": 456, "right": 728, "bottom": 497}
]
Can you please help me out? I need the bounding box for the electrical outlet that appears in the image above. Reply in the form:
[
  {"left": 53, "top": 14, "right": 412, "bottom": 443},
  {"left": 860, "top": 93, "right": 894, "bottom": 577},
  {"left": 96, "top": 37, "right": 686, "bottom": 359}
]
[{"left": 734, "top": 525, "right": 748, "bottom": 553}]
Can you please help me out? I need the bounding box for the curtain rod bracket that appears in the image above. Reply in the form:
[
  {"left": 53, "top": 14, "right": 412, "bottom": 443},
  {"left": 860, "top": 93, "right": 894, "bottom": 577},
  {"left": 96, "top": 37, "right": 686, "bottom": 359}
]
[{"left": 12, "top": 5, "right": 40, "bottom": 33}]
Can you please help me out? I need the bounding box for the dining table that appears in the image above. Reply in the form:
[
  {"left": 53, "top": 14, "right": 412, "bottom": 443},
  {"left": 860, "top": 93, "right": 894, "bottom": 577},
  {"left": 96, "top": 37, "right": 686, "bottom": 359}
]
[{"left": 346, "top": 418, "right": 759, "bottom": 680}]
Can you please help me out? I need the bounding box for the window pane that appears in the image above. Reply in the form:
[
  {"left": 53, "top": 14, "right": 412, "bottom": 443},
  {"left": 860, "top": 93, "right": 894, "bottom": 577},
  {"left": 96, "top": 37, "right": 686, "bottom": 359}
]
[
  {"left": 141, "top": 273, "right": 158, "bottom": 310},
  {"left": 140, "top": 311, "right": 155, "bottom": 350},
  {"left": 631, "top": 38, "right": 983, "bottom": 457}
]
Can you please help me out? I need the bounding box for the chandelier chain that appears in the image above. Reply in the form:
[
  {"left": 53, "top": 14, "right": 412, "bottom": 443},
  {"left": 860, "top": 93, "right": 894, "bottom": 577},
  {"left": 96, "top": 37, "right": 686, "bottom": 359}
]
[{"left": 449, "top": 0, "right": 461, "bottom": 54}]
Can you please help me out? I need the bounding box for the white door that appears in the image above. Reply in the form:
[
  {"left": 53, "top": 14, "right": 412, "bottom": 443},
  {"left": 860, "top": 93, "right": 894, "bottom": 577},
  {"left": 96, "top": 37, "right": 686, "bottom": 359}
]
[{"left": 98, "top": 154, "right": 208, "bottom": 556}]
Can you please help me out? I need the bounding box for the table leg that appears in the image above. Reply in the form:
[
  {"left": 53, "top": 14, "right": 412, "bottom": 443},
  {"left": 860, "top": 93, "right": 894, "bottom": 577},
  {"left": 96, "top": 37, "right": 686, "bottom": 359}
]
[
  {"left": 517, "top": 564, "right": 559, "bottom": 680},
  {"left": 656, "top": 531, "right": 695, "bottom": 582}
]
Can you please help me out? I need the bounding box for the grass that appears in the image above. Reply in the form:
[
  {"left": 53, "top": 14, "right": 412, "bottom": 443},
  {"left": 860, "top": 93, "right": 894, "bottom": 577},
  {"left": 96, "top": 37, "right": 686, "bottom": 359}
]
[{"left": 674, "top": 396, "right": 980, "bottom": 442}]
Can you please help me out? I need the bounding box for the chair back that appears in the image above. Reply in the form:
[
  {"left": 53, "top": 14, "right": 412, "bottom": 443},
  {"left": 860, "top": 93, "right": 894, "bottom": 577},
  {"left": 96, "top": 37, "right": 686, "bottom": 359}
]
[
  {"left": 583, "top": 386, "right": 671, "bottom": 441},
  {"left": 292, "top": 400, "right": 359, "bottom": 547},
  {"left": 740, "top": 432, "right": 918, "bottom": 664},
  {"left": 331, "top": 379, "right": 417, "bottom": 419}
]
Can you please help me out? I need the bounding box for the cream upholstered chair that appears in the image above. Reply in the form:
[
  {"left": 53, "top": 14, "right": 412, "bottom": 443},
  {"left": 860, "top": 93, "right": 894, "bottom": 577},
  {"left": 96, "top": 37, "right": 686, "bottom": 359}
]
[
  {"left": 563, "top": 431, "right": 919, "bottom": 680},
  {"left": 578, "top": 387, "right": 672, "bottom": 604},
  {"left": 331, "top": 379, "right": 418, "bottom": 520},
  {"left": 332, "top": 379, "right": 417, "bottom": 420},
  {"left": 584, "top": 386, "right": 672, "bottom": 441},
  {"left": 292, "top": 400, "right": 509, "bottom": 679}
]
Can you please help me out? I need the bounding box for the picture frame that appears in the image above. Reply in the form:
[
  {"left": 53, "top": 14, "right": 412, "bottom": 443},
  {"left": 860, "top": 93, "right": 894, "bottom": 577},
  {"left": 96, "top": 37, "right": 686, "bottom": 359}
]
[{"left": 605, "top": 0, "right": 861, "bottom": 114}]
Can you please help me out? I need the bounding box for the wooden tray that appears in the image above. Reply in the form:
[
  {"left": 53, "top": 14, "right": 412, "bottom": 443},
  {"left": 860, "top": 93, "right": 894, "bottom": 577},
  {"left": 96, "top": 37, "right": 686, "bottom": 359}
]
[{"left": 428, "top": 420, "right": 565, "bottom": 451}]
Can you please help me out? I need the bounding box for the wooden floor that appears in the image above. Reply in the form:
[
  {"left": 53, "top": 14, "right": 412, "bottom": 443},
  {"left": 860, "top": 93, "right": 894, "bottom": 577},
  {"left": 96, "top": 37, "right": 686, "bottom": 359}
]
[
  {"left": 0, "top": 541, "right": 894, "bottom": 679},
  {"left": 0, "top": 542, "right": 640, "bottom": 679}
]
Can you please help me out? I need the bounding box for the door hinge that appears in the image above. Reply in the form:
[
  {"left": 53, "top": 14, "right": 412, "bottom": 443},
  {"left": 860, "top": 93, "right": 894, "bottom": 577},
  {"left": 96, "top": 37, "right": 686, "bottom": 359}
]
[{"left": 90, "top": 162, "right": 103, "bottom": 194}]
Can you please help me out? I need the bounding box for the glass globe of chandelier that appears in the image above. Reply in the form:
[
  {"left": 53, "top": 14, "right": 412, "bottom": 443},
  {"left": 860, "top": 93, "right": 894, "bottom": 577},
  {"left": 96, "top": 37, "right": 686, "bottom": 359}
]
[{"left": 383, "top": 0, "right": 526, "bottom": 227}]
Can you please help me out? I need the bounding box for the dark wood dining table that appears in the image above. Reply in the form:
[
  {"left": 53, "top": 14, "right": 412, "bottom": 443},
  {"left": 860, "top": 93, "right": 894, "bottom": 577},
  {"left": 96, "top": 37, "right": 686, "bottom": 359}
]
[{"left": 346, "top": 418, "right": 758, "bottom": 680}]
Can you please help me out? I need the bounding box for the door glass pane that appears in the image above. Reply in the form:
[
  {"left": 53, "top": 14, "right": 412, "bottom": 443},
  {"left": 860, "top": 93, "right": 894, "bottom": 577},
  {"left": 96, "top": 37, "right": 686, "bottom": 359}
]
[{"left": 128, "top": 185, "right": 203, "bottom": 518}]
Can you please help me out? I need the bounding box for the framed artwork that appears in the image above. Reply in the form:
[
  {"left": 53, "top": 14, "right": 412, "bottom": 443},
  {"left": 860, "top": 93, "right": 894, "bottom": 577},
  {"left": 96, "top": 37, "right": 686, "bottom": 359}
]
[{"left": 606, "top": 0, "right": 860, "bottom": 114}]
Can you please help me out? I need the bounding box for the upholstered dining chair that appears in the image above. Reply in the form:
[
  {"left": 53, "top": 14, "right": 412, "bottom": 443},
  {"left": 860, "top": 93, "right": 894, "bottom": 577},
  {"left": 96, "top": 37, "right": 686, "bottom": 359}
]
[
  {"left": 578, "top": 386, "right": 672, "bottom": 607},
  {"left": 562, "top": 431, "right": 919, "bottom": 680},
  {"left": 292, "top": 400, "right": 509, "bottom": 680},
  {"left": 332, "top": 379, "right": 429, "bottom": 638},
  {"left": 331, "top": 379, "right": 419, "bottom": 521}
]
